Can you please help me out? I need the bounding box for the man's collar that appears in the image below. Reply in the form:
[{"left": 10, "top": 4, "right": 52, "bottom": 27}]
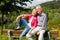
[{"left": 39, "top": 14, "right": 42, "bottom": 16}]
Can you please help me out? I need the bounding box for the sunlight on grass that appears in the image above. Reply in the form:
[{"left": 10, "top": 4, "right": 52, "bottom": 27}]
[
  {"left": 0, "top": 26, "right": 8, "bottom": 40},
  {"left": 0, "top": 26, "right": 1, "bottom": 40},
  {"left": 22, "top": 37, "right": 28, "bottom": 40},
  {"left": 1, "top": 36, "right": 8, "bottom": 40}
]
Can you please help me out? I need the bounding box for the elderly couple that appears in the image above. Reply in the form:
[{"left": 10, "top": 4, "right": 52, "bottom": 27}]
[{"left": 16, "top": 5, "right": 47, "bottom": 40}]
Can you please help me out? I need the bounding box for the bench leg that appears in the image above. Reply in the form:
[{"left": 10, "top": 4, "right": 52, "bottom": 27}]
[
  {"left": 43, "top": 31, "right": 50, "bottom": 40},
  {"left": 47, "top": 31, "right": 50, "bottom": 40},
  {"left": 13, "top": 38, "right": 19, "bottom": 40},
  {"left": 8, "top": 30, "right": 11, "bottom": 40}
]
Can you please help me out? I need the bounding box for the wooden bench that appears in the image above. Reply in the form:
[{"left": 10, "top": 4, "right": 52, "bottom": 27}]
[
  {"left": 2, "top": 29, "right": 60, "bottom": 40},
  {"left": 50, "top": 30, "right": 60, "bottom": 40},
  {"left": 2, "top": 29, "right": 50, "bottom": 40},
  {"left": 2, "top": 29, "right": 23, "bottom": 40},
  {"left": 2, "top": 29, "right": 9, "bottom": 36}
]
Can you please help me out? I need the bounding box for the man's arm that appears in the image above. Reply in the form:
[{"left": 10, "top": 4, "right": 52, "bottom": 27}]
[
  {"left": 37, "top": 14, "right": 47, "bottom": 35},
  {"left": 42, "top": 14, "right": 47, "bottom": 30}
]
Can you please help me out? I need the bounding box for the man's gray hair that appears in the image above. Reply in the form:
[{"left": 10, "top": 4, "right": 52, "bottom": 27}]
[
  {"left": 36, "top": 5, "right": 42, "bottom": 9},
  {"left": 35, "top": 5, "right": 42, "bottom": 10}
]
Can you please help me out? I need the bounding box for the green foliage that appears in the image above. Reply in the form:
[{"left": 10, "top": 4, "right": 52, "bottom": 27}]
[
  {"left": 0, "top": 1, "right": 60, "bottom": 30},
  {"left": 0, "top": 0, "right": 33, "bottom": 12},
  {"left": 0, "top": 9, "right": 32, "bottom": 29},
  {"left": 0, "top": 0, "right": 33, "bottom": 27},
  {"left": 41, "top": 1, "right": 60, "bottom": 30},
  {"left": 0, "top": 1, "right": 60, "bottom": 40}
]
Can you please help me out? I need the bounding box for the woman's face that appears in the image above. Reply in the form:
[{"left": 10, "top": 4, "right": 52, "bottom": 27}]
[{"left": 32, "top": 9, "right": 37, "bottom": 16}]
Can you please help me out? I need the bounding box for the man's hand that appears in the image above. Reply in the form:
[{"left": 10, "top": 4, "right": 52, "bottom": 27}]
[
  {"left": 36, "top": 31, "right": 40, "bottom": 35},
  {"left": 36, "top": 29, "right": 41, "bottom": 35}
]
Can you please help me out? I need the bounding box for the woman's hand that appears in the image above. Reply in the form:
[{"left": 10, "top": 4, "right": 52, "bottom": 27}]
[
  {"left": 36, "top": 31, "right": 40, "bottom": 35},
  {"left": 28, "top": 28, "right": 34, "bottom": 34},
  {"left": 28, "top": 31, "right": 31, "bottom": 34},
  {"left": 16, "top": 16, "right": 20, "bottom": 22}
]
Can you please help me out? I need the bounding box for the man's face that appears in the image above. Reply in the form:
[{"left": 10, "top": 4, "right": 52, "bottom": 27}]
[{"left": 36, "top": 6, "right": 42, "bottom": 15}]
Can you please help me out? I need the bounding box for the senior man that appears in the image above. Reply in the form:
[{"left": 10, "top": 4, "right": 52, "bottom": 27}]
[{"left": 26, "top": 5, "right": 47, "bottom": 40}]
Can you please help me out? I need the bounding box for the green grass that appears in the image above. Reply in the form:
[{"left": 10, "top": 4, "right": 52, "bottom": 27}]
[{"left": 0, "top": 27, "right": 8, "bottom": 40}]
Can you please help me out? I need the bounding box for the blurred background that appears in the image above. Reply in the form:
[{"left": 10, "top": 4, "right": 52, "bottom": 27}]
[{"left": 0, "top": 0, "right": 60, "bottom": 40}]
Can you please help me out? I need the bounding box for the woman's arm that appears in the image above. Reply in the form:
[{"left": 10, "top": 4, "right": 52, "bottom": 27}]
[
  {"left": 16, "top": 14, "right": 25, "bottom": 21},
  {"left": 28, "top": 17, "right": 37, "bottom": 34},
  {"left": 16, "top": 14, "right": 31, "bottom": 21}
]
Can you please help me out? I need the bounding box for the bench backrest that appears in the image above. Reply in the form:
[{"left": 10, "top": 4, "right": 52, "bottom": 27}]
[
  {"left": 50, "top": 30, "right": 59, "bottom": 38},
  {"left": 2, "top": 29, "right": 23, "bottom": 38}
]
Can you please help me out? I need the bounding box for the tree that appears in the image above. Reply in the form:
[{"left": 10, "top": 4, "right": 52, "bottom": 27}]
[
  {"left": 53, "top": 0, "right": 60, "bottom": 1},
  {"left": 0, "top": 0, "right": 33, "bottom": 34}
]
